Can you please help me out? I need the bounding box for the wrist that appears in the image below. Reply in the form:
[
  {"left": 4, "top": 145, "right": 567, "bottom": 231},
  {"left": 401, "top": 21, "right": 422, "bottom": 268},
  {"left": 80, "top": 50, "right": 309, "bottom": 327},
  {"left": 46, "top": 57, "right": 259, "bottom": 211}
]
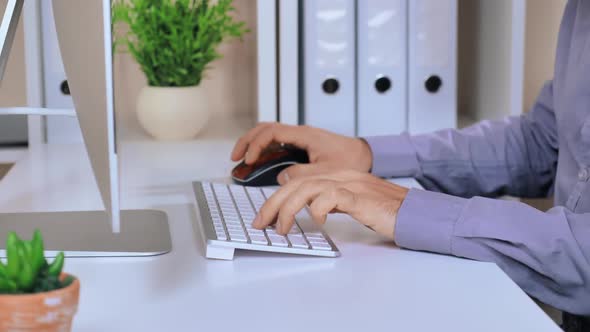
[
  {"left": 392, "top": 187, "right": 409, "bottom": 244},
  {"left": 356, "top": 138, "right": 373, "bottom": 172}
]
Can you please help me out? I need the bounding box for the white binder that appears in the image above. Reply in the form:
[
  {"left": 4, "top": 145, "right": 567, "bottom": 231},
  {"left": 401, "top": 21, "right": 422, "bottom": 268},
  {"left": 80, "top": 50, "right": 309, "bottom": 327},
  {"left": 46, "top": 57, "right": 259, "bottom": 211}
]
[
  {"left": 278, "top": 0, "right": 299, "bottom": 125},
  {"left": 302, "top": 0, "right": 356, "bottom": 136},
  {"left": 256, "top": 0, "right": 278, "bottom": 123},
  {"left": 357, "top": 0, "right": 408, "bottom": 137},
  {"left": 407, "top": 0, "right": 457, "bottom": 134}
]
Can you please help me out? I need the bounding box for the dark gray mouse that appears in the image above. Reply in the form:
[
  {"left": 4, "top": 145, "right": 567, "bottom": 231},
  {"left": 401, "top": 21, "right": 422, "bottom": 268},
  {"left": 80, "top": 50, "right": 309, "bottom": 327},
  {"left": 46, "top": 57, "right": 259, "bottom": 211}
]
[{"left": 231, "top": 146, "right": 309, "bottom": 187}]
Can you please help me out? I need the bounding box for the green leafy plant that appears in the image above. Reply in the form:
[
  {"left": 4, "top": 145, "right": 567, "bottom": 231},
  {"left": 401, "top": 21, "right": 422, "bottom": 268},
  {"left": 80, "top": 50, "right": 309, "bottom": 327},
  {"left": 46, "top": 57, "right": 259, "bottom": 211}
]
[
  {"left": 0, "top": 230, "right": 72, "bottom": 294},
  {"left": 112, "top": 0, "right": 248, "bottom": 87}
]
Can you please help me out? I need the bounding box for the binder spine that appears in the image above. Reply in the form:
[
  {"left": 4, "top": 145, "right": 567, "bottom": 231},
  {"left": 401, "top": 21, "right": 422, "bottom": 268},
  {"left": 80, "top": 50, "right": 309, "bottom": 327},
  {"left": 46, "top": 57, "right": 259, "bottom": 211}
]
[
  {"left": 357, "top": 0, "right": 408, "bottom": 137},
  {"left": 302, "top": 0, "right": 356, "bottom": 137},
  {"left": 408, "top": 0, "right": 457, "bottom": 134},
  {"left": 279, "top": 0, "right": 299, "bottom": 125}
]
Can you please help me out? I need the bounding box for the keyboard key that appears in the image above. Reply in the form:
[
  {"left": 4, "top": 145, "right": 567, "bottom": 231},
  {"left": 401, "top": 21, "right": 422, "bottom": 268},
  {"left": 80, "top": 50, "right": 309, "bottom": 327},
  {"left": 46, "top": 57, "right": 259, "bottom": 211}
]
[
  {"left": 268, "top": 235, "right": 289, "bottom": 247},
  {"left": 250, "top": 235, "right": 268, "bottom": 245},
  {"left": 261, "top": 188, "right": 277, "bottom": 198},
  {"left": 228, "top": 228, "right": 246, "bottom": 235},
  {"left": 265, "top": 228, "right": 281, "bottom": 237},
  {"left": 229, "top": 234, "right": 247, "bottom": 242},
  {"left": 228, "top": 227, "right": 244, "bottom": 233},
  {"left": 305, "top": 233, "right": 326, "bottom": 241},
  {"left": 310, "top": 241, "right": 331, "bottom": 250},
  {"left": 222, "top": 210, "right": 239, "bottom": 217},
  {"left": 287, "top": 235, "right": 309, "bottom": 249},
  {"left": 215, "top": 232, "right": 227, "bottom": 241}
]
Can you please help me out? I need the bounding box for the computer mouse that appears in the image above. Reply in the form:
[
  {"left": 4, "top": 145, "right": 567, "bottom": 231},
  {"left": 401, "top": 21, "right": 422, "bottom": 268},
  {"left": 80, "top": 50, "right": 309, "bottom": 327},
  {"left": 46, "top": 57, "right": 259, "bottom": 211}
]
[{"left": 231, "top": 146, "right": 309, "bottom": 187}]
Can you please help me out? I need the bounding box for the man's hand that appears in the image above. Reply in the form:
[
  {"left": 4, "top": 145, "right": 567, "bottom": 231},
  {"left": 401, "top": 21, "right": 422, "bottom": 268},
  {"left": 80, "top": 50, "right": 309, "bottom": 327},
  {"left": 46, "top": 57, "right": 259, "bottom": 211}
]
[
  {"left": 252, "top": 170, "right": 409, "bottom": 240},
  {"left": 231, "top": 123, "right": 373, "bottom": 184}
]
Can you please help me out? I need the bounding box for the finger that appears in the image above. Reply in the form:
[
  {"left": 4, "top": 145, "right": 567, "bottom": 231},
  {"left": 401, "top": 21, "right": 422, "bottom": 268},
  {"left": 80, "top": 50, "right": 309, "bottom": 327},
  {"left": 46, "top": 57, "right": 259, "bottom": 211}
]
[
  {"left": 253, "top": 177, "right": 333, "bottom": 230},
  {"left": 230, "top": 123, "right": 272, "bottom": 161},
  {"left": 277, "top": 164, "right": 338, "bottom": 185},
  {"left": 308, "top": 187, "right": 358, "bottom": 225},
  {"left": 255, "top": 171, "right": 369, "bottom": 230},
  {"left": 253, "top": 181, "right": 300, "bottom": 229},
  {"left": 275, "top": 180, "right": 333, "bottom": 234},
  {"left": 245, "top": 124, "right": 310, "bottom": 165}
]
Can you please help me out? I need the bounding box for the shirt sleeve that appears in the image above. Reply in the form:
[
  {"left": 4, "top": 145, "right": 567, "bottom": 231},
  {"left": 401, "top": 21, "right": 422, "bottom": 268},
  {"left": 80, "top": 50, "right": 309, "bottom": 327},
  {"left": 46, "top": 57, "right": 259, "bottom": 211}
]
[
  {"left": 364, "top": 81, "right": 558, "bottom": 199},
  {"left": 395, "top": 188, "right": 590, "bottom": 316}
]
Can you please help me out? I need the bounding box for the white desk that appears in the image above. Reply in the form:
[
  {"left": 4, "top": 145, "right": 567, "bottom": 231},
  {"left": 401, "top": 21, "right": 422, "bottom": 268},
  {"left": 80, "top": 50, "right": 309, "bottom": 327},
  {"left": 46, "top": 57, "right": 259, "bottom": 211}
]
[{"left": 0, "top": 138, "right": 560, "bottom": 332}]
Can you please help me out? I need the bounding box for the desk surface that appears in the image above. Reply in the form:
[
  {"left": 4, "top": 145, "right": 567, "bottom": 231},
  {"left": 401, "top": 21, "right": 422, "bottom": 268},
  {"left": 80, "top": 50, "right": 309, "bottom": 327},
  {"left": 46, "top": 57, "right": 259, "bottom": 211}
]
[{"left": 0, "top": 138, "right": 560, "bottom": 332}]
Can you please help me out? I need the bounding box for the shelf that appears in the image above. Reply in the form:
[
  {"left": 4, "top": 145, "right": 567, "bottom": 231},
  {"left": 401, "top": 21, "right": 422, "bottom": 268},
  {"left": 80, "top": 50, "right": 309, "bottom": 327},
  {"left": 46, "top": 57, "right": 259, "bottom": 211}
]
[{"left": 119, "top": 113, "right": 255, "bottom": 143}]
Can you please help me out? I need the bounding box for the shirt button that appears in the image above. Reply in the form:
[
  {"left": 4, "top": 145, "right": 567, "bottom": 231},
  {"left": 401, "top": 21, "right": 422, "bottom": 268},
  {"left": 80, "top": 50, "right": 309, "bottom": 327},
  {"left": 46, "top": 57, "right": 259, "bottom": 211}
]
[{"left": 579, "top": 168, "right": 589, "bottom": 181}]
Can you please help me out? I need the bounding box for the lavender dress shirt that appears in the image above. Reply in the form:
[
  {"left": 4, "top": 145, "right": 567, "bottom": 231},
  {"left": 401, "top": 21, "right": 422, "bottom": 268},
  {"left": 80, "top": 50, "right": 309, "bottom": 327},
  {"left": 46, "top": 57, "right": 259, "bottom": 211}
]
[{"left": 365, "top": 0, "right": 590, "bottom": 316}]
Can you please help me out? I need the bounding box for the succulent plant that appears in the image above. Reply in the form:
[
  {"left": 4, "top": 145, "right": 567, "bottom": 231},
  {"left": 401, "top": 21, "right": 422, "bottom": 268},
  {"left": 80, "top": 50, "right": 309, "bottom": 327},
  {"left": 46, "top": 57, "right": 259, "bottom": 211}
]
[{"left": 0, "top": 230, "right": 73, "bottom": 294}]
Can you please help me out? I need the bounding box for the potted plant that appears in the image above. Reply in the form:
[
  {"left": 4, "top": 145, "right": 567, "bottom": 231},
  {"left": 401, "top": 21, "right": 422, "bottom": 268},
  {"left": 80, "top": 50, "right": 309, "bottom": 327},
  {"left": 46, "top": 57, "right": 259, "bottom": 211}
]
[
  {"left": 0, "top": 230, "right": 79, "bottom": 332},
  {"left": 113, "top": 0, "right": 248, "bottom": 140}
]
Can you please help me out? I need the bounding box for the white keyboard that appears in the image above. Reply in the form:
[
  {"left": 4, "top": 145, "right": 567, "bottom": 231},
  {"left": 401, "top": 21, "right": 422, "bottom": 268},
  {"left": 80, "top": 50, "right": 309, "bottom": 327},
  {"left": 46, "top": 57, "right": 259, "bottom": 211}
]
[{"left": 192, "top": 182, "right": 340, "bottom": 260}]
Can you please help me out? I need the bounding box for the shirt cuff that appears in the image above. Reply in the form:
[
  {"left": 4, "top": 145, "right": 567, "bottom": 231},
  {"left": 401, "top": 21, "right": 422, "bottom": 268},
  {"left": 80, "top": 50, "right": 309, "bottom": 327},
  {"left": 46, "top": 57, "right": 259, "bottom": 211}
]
[
  {"left": 363, "top": 134, "right": 420, "bottom": 178},
  {"left": 394, "top": 188, "right": 467, "bottom": 255}
]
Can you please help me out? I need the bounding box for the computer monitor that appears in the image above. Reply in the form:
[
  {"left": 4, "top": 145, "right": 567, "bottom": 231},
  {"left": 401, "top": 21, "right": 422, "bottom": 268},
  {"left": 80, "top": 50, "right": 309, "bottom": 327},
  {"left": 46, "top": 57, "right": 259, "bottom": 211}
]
[
  {"left": 53, "top": 0, "right": 121, "bottom": 232},
  {"left": 0, "top": 0, "right": 23, "bottom": 81},
  {"left": 0, "top": 0, "right": 171, "bottom": 257}
]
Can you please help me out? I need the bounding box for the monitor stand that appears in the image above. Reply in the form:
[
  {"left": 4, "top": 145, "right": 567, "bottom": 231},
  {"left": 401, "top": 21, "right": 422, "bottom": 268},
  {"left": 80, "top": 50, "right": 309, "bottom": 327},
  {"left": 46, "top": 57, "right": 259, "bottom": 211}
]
[{"left": 0, "top": 210, "right": 171, "bottom": 258}]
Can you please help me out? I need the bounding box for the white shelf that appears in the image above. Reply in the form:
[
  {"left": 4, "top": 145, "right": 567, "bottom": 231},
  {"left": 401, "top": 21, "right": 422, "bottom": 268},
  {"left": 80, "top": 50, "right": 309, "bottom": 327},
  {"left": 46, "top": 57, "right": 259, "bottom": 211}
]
[{"left": 119, "top": 113, "right": 255, "bottom": 143}]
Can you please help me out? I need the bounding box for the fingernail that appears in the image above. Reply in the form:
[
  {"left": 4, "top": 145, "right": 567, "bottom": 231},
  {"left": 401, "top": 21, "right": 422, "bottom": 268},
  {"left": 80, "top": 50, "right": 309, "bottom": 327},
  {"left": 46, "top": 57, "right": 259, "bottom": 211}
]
[
  {"left": 277, "top": 172, "right": 284, "bottom": 185},
  {"left": 283, "top": 172, "right": 290, "bottom": 183},
  {"left": 253, "top": 214, "right": 261, "bottom": 227},
  {"left": 276, "top": 220, "right": 282, "bottom": 233}
]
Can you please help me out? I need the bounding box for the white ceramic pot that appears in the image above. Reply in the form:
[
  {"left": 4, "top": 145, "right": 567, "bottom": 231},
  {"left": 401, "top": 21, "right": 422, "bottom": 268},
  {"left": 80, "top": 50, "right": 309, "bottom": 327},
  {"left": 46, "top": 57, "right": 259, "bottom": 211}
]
[{"left": 136, "top": 85, "right": 209, "bottom": 140}]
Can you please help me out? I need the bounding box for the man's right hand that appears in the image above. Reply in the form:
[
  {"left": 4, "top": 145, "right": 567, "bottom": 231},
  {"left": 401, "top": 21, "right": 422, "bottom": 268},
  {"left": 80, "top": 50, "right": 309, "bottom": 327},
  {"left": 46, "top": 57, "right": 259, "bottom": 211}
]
[{"left": 231, "top": 123, "right": 373, "bottom": 185}]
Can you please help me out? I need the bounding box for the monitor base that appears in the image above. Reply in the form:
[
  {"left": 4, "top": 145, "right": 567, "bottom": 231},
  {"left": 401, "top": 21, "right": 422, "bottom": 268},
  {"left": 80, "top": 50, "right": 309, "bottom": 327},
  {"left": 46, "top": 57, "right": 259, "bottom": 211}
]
[{"left": 0, "top": 210, "right": 171, "bottom": 257}]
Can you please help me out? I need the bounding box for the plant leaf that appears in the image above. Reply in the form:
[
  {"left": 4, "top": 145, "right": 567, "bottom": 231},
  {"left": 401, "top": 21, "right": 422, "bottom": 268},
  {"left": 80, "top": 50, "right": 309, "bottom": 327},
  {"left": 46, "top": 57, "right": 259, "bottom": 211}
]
[{"left": 111, "top": 0, "right": 248, "bottom": 87}]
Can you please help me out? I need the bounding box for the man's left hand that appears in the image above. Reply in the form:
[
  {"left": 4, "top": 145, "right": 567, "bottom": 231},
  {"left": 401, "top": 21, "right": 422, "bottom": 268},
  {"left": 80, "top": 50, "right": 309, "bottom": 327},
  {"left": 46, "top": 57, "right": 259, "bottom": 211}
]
[{"left": 253, "top": 170, "right": 409, "bottom": 241}]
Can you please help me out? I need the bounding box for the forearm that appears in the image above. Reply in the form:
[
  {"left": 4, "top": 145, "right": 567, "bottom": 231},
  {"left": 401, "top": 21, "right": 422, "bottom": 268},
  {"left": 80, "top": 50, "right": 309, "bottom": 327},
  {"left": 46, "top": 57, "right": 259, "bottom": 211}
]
[
  {"left": 364, "top": 82, "right": 558, "bottom": 198},
  {"left": 396, "top": 189, "right": 590, "bottom": 315}
]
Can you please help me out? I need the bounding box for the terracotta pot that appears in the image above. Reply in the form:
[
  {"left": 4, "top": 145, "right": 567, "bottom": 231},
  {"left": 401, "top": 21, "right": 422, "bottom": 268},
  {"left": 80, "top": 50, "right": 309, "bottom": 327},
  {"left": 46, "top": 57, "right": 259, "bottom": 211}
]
[
  {"left": 136, "top": 85, "right": 210, "bottom": 140},
  {"left": 0, "top": 274, "right": 80, "bottom": 332}
]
